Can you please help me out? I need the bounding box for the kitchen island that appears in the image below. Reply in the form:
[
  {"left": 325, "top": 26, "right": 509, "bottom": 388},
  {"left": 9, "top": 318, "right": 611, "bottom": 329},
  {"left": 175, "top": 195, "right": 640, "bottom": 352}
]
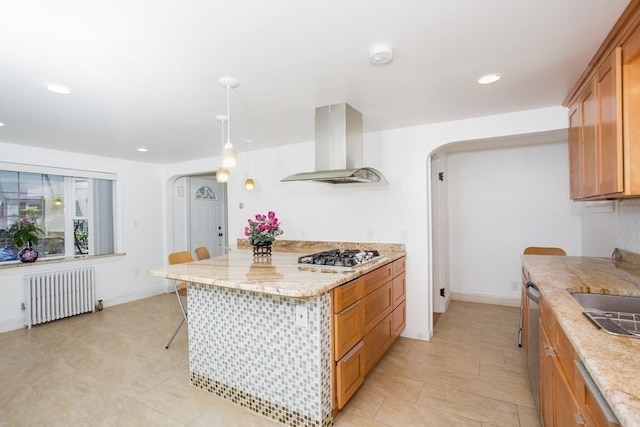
[
  {"left": 150, "top": 240, "right": 405, "bottom": 427},
  {"left": 522, "top": 250, "right": 640, "bottom": 427}
]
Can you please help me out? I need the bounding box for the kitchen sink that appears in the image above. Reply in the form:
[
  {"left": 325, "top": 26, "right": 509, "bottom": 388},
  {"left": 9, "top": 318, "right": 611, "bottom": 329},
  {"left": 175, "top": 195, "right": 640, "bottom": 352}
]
[{"left": 571, "top": 292, "right": 640, "bottom": 338}]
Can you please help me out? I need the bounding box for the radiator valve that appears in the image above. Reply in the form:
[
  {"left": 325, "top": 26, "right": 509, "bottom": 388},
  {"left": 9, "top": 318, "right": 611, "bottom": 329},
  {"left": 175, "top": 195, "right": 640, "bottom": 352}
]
[{"left": 95, "top": 300, "right": 103, "bottom": 312}]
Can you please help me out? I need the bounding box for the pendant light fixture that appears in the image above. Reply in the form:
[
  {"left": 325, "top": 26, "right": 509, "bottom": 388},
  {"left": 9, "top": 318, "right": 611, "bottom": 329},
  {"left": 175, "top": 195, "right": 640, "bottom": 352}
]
[
  {"left": 216, "top": 115, "right": 230, "bottom": 183},
  {"left": 218, "top": 77, "right": 239, "bottom": 169},
  {"left": 244, "top": 140, "right": 256, "bottom": 191}
]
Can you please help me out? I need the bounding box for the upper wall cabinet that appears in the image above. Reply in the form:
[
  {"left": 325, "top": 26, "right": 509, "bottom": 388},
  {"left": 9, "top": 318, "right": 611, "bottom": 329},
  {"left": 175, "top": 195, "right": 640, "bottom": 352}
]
[{"left": 565, "top": 0, "right": 640, "bottom": 200}]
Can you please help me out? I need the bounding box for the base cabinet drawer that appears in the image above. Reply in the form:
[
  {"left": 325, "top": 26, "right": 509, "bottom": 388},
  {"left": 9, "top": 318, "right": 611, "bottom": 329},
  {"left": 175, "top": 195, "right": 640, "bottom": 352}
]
[
  {"left": 393, "top": 300, "right": 406, "bottom": 337},
  {"left": 392, "top": 274, "right": 406, "bottom": 308},
  {"left": 363, "top": 281, "right": 393, "bottom": 335},
  {"left": 363, "top": 312, "right": 394, "bottom": 374},
  {"left": 392, "top": 257, "right": 406, "bottom": 277},
  {"left": 332, "top": 256, "right": 406, "bottom": 411},
  {"left": 336, "top": 342, "right": 365, "bottom": 409},
  {"left": 362, "top": 264, "right": 393, "bottom": 294},
  {"left": 334, "top": 302, "right": 364, "bottom": 360},
  {"left": 333, "top": 278, "right": 364, "bottom": 313}
]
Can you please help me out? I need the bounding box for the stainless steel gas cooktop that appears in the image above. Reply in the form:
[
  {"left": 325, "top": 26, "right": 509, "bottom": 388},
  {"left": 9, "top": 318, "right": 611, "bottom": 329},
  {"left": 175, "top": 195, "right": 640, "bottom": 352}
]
[{"left": 297, "top": 249, "right": 381, "bottom": 268}]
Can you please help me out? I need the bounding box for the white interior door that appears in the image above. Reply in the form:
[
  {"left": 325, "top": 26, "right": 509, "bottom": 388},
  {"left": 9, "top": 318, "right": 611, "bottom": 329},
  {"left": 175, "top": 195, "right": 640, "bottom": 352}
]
[
  {"left": 431, "top": 155, "right": 449, "bottom": 313},
  {"left": 189, "top": 177, "right": 226, "bottom": 257}
]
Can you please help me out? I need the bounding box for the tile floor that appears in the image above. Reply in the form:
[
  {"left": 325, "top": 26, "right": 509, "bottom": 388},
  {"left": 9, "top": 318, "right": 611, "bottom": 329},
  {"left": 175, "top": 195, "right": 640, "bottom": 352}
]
[{"left": 0, "top": 295, "right": 539, "bottom": 426}]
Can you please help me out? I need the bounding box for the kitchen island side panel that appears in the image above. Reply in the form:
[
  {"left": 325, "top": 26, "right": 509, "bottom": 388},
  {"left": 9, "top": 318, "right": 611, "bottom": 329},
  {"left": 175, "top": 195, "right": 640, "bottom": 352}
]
[{"left": 188, "top": 284, "right": 332, "bottom": 427}]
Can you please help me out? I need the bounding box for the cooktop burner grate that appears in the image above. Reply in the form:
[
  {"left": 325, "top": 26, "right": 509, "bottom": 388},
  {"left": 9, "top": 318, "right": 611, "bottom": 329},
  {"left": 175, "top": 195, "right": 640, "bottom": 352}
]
[{"left": 297, "top": 249, "right": 381, "bottom": 268}]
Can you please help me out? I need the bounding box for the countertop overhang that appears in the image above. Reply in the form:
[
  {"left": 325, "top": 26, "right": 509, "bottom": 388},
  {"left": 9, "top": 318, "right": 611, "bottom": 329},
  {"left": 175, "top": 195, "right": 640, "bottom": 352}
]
[
  {"left": 150, "top": 244, "right": 406, "bottom": 298},
  {"left": 522, "top": 252, "right": 640, "bottom": 427}
]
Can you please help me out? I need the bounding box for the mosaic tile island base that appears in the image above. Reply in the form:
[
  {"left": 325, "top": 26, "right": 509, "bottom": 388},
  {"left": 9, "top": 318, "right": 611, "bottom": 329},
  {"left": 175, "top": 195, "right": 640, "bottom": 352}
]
[{"left": 149, "top": 240, "right": 406, "bottom": 426}]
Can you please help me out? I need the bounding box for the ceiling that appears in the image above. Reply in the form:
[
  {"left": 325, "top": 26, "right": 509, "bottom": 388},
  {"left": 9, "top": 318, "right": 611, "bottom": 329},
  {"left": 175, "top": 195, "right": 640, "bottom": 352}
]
[{"left": 0, "top": 0, "right": 631, "bottom": 164}]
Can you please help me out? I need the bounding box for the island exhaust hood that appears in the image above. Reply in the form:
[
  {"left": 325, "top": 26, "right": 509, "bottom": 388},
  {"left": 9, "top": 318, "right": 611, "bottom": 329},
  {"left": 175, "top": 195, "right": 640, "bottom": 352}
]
[{"left": 281, "top": 103, "right": 388, "bottom": 185}]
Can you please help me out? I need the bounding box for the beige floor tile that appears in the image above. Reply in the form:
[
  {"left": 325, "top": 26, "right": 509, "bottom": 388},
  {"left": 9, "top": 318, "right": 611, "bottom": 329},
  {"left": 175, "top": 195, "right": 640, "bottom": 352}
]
[
  {"left": 334, "top": 411, "right": 392, "bottom": 427},
  {"left": 0, "top": 295, "right": 541, "bottom": 427},
  {"left": 361, "top": 370, "right": 425, "bottom": 402},
  {"left": 417, "top": 387, "right": 520, "bottom": 426},
  {"left": 337, "top": 387, "right": 385, "bottom": 419},
  {"left": 450, "top": 375, "right": 537, "bottom": 408},
  {"left": 519, "top": 405, "right": 542, "bottom": 427},
  {"left": 374, "top": 396, "right": 482, "bottom": 426},
  {"left": 479, "top": 359, "right": 531, "bottom": 386}
]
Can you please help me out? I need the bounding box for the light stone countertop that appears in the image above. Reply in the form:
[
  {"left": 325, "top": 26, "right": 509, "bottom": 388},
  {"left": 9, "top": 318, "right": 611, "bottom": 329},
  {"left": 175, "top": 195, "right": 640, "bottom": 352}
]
[
  {"left": 522, "top": 252, "right": 640, "bottom": 427},
  {"left": 150, "top": 241, "right": 406, "bottom": 298}
]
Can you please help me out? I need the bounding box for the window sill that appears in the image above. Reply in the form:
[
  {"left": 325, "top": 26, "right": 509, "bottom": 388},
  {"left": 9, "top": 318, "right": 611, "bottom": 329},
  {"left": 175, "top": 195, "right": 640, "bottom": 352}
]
[{"left": 0, "top": 253, "right": 126, "bottom": 271}]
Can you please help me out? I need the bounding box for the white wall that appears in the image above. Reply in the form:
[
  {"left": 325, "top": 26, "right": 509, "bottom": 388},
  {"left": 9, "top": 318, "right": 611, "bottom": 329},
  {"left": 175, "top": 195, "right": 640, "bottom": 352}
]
[
  {"left": 0, "top": 106, "right": 569, "bottom": 337},
  {"left": 446, "top": 142, "right": 582, "bottom": 304},
  {"left": 180, "top": 106, "right": 567, "bottom": 340},
  {"left": 0, "top": 142, "right": 167, "bottom": 332}
]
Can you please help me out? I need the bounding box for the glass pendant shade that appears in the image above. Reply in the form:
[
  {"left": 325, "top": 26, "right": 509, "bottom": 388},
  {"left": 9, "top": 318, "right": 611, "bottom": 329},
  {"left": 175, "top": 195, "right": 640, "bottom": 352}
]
[
  {"left": 220, "top": 141, "right": 239, "bottom": 169},
  {"left": 216, "top": 166, "right": 230, "bottom": 182},
  {"left": 244, "top": 177, "right": 255, "bottom": 190}
]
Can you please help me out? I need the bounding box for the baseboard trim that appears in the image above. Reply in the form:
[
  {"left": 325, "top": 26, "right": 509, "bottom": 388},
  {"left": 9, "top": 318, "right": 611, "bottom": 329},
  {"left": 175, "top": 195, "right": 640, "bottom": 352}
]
[
  {"left": 102, "top": 286, "right": 167, "bottom": 308},
  {"left": 0, "top": 317, "right": 25, "bottom": 334},
  {"left": 451, "top": 292, "right": 520, "bottom": 307},
  {"left": 400, "top": 327, "right": 433, "bottom": 342},
  {"left": 0, "top": 286, "right": 168, "bottom": 334}
]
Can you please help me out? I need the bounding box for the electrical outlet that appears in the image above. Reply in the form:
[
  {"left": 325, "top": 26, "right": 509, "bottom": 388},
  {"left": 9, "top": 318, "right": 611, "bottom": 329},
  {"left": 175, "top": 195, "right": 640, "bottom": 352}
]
[
  {"left": 511, "top": 281, "right": 519, "bottom": 291},
  {"left": 295, "top": 305, "right": 308, "bottom": 327}
]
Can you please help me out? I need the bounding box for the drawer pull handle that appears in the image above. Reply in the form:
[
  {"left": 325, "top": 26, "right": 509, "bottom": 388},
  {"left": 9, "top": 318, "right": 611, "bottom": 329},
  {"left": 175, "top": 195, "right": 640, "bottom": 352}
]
[
  {"left": 573, "top": 412, "right": 586, "bottom": 425},
  {"left": 339, "top": 300, "right": 361, "bottom": 315},
  {"left": 339, "top": 341, "right": 364, "bottom": 362},
  {"left": 543, "top": 343, "right": 557, "bottom": 357}
]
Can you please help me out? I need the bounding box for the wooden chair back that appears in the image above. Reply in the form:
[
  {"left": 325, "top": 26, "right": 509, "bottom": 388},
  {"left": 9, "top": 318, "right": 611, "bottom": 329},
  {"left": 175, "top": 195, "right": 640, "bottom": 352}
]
[
  {"left": 168, "top": 251, "right": 193, "bottom": 293},
  {"left": 168, "top": 251, "right": 194, "bottom": 265},
  {"left": 195, "top": 246, "right": 211, "bottom": 261},
  {"left": 523, "top": 247, "right": 566, "bottom": 256}
]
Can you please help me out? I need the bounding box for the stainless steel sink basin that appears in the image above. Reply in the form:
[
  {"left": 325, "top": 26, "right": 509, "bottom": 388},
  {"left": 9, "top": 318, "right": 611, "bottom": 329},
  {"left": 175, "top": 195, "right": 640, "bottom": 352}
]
[
  {"left": 572, "top": 292, "right": 640, "bottom": 313},
  {"left": 571, "top": 293, "right": 640, "bottom": 338}
]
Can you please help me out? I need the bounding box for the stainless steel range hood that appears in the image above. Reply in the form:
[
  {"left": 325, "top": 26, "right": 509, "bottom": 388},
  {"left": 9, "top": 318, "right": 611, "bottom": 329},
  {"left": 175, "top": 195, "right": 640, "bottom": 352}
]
[{"left": 281, "top": 103, "right": 388, "bottom": 185}]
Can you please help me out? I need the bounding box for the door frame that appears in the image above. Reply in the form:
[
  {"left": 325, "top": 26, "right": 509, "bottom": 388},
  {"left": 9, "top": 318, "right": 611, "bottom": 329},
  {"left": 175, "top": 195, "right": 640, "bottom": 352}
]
[{"left": 166, "top": 173, "right": 228, "bottom": 258}]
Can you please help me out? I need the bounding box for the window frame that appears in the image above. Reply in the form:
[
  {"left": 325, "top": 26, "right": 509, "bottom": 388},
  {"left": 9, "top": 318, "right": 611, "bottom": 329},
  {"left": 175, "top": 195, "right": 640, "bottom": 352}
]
[{"left": 0, "top": 162, "right": 118, "bottom": 264}]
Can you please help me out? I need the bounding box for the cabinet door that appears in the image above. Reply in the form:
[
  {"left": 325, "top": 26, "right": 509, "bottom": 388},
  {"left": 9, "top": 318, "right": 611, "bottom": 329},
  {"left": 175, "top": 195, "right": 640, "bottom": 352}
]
[
  {"left": 392, "top": 257, "right": 406, "bottom": 277},
  {"left": 392, "top": 300, "right": 406, "bottom": 337},
  {"left": 581, "top": 81, "right": 599, "bottom": 198},
  {"left": 363, "top": 312, "right": 393, "bottom": 374},
  {"left": 540, "top": 321, "right": 554, "bottom": 427},
  {"left": 596, "top": 47, "right": 623, "bottom": 195},
  {"left": 334, "top": 301, "right": 364, "bottom": 360},
  {"left": 363, "top": 281, "right": 393, "bottom": 335},
  {"left": 333, "top": 278, "right": 364, "bottom": 313},
  {"left": 392, "top": 274, "right": 406, "bottom": 308},
  {"left": 552, "top": 357, "right": 583, "bottom": 427},
  {"left": 335, "top": 342, "right": 365, "bottom": 409},
  {"left": 362, "top": 264, "right": 393, "bottom": 295},
  {"left": 568, "top": 101, "right": 583, "bottom": 199}
]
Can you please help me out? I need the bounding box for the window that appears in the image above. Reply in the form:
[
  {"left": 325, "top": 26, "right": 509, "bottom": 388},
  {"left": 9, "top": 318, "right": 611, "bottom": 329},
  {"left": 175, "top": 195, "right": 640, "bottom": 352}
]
[{"left": 0, "top": 168, "right": 116, "bottom": 262}]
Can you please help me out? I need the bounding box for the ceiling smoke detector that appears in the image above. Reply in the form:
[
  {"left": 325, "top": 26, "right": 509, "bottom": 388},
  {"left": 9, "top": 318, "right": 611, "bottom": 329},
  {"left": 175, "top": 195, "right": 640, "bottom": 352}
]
[{"left": 368, "top": 43, "right": 393, "bottom": 65}]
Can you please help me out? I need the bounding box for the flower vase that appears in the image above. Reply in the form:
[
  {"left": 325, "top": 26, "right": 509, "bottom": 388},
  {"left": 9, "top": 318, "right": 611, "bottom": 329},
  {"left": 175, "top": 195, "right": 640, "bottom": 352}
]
[
  {"left": 18, "top": 241, "right": 39, "bottom": 263},
  {"left": 252, "top": 241, "right": 273, "bottom": 257}
]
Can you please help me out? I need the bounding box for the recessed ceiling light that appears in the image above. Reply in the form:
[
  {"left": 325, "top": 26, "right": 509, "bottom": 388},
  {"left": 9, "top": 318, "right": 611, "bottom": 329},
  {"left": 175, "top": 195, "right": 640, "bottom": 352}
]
[
  {"left": 476, "top": 73, "right": 502, "bottom": 85},
  {"left": 0, "top": 122, "right": 5, "bottom": 127},
  {"left": 137, "top": 147, "right": 149, "bottom": 152},
  {"left": 45, "top": 83, "right": 73, "bottom": 94},
  {"left": 369, "top": 43, "right": 393, "bottom": 65}
]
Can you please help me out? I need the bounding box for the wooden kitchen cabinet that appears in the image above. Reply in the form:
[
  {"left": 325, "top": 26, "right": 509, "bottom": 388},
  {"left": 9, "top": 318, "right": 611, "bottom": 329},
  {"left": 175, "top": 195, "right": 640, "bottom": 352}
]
[
  {"left": 567, "top": 49, "right": 622, "bottom": 199},
  {"left": 332, "top": 256, "right": 406, "bottom": 410},
  {"left": 334, "top": 301, "right": 364, "bottom": 360},
  {"left": 539, "top": 296, "right": 619, "bottom": 426},
  {"left": 564, "top": 0, "right": 640, "bottom": 200},
  {"left": 335, "top": 342, "right": 365, "bottom": 409}
]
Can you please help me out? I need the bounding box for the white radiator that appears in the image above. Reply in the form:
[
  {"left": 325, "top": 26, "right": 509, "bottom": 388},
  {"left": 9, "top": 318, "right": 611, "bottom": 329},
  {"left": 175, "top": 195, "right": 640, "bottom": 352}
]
[{"left": 23, "top": 267, "right": 96, "bottom": 328}]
